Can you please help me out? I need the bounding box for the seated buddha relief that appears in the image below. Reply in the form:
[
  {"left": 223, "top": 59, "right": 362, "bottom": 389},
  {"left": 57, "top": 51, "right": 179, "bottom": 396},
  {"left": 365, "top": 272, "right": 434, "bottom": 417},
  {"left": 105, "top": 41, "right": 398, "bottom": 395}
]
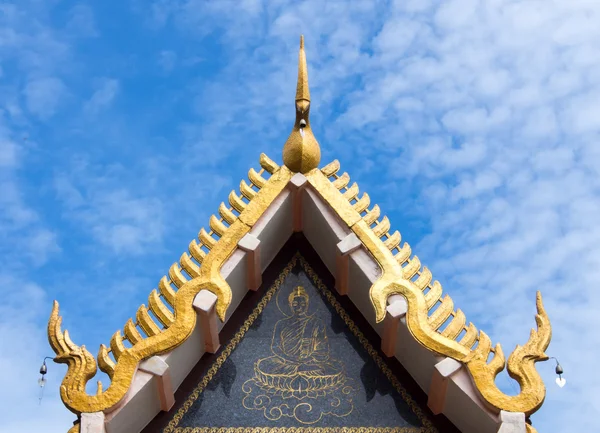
[{"left": 242, "top": 286, "right": 356, "bottom": 424}]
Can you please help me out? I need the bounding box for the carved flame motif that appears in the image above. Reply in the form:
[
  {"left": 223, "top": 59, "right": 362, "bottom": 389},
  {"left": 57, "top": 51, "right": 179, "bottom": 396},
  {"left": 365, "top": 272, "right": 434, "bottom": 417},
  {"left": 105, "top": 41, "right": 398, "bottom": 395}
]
[
  {"left": 316, "top": 159, "right": 552, "bottom": 417},
  {"left": 47, "top": 154, "right": 292, "bottom": 415}
]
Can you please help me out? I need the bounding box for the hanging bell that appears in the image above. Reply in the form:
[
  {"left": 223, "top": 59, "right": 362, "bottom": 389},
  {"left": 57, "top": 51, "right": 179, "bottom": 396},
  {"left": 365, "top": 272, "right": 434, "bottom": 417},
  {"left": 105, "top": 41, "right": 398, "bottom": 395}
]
[{"left": 555, "top": 363, "right": 563, "bottom": 376}]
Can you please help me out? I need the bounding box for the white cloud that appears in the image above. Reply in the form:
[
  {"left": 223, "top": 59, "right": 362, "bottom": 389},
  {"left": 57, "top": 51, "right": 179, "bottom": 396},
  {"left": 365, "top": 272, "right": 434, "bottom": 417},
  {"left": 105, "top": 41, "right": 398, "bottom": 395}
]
[
  {"left": 54, "top": 171, "right": 164, "bottom": 255},
  {"left": 0, "top": 275, "right": 74, "bottom": 433},
  {"left": 24, "top": 77, "right": 67, "bottom": 119},
  {"left": 67, "top": 4, "right": 98, "bottom": 37},
  {"left": 84, "top": 79, "right": 119, "bottom": 115},
  {"left": 0, "top": 139, "right": 19, "bottom": 167},
  {"left": 158, "top": 50, "right": 177, "bottom": 72}
]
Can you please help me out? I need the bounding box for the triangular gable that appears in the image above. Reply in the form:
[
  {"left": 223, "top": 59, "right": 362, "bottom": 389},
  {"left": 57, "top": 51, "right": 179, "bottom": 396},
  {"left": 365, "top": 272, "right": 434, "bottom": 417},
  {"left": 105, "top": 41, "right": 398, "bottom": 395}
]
[
  {"left": 47, "top": 37, "right": 550, "bottom": 433},
  {"left": 145, "top": 235, "right": 459, "bottom": 433}
]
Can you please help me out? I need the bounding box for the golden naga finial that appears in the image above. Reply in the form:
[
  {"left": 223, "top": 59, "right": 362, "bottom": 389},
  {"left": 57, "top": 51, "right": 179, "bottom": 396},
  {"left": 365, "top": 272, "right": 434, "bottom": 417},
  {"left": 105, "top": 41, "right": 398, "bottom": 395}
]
[{"left": 282, "top": 35, "right": 321, "bottom": 174}]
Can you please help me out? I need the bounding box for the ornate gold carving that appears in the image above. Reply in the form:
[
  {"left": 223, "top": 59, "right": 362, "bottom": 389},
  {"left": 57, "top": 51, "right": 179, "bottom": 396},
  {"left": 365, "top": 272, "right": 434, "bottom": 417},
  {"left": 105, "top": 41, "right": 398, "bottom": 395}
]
[
  {"left": 164, "top": 254, "right": 436, "bottom": 433},
  {"left": 47, "top": 155, "right": 292, "bottom": 415},
  {"left": 320, "top": 160, "right": 340, "bottom": 177},
  {"left": 282, "top": 36, "right": 321, "bottom": 174},
  {"left": 362, "top": 204, "right": 379, "bottom": 226},
  {"left": 97, "top": 344, "right": 114, "bottom": 378},
  {"left": 149, "top": 289, "right": 175, "bottom": 327},
  {"left": 465, "top": 292, "right": 551, "bottom": 415},
  {"left": 48, "top": 34, "right": 552, "bottom": 425},
  {"left": 312, "top": 161, "right": 552, "bottom": 416}
]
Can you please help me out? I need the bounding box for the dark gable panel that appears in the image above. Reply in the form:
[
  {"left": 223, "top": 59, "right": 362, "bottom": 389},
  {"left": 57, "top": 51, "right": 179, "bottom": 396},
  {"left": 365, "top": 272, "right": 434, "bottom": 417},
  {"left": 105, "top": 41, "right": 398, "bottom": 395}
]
[{"left": 143, "top": 233, "right": 461, "bottom": 433}]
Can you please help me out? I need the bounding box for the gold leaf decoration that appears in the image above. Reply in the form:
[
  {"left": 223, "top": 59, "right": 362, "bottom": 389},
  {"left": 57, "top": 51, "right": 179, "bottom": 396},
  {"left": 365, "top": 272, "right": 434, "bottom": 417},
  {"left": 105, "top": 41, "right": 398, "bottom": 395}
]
[
  {"left": 353, "top": 193, "right": 371, "bottom": 213},
  {"left": 109, "top": 331, "right": 126, "bottom": 361},
  {"left": 384, "top": 230, "right": 401, "bottom": 251},
  {"left": 136, "top": 305, "right": 161, "bottom": 337},
  {"left": 148, "top": 290, "right": 174, "bottom": 327},
  {"left": 179, "top": 253, "right": 200, "bottom": 279},
  {"left": 248, "top": 168, "right": 267, "bottom": 188},
  {"left": 47, "top": 156, "right": 292, "bottom": 416},
  {"left": 332, "top": 172, "right": 350, "bottom": 189},
  {"left": 123, "top": 318, "right": 143, "bottom": 345},
  {"left": 363, "top": 204, "right": 380, "bottom": 226},
  {"left": 259, "top": 153, "right": 279, "bottom": 174},
  {"left": 342, "top": 182, "right": 359, "bottom": 201},
  {"left": 97, "top": 344, "right": 115, "bottom": 379},
  {"left": 311, "top": 162, "right": 552, "bottom": 417},
  {"left": 228, "top": 190, "right": 246, "bottom": 214},
  {"left": 321, "top": 159, "right": 340, "bottom": 177}
]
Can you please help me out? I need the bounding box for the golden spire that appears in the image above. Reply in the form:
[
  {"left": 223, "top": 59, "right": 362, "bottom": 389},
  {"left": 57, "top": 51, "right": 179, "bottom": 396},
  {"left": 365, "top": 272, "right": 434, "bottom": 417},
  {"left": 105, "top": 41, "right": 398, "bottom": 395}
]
[{"left": 282, "top": 35, "right": 321, "bottom": 174}]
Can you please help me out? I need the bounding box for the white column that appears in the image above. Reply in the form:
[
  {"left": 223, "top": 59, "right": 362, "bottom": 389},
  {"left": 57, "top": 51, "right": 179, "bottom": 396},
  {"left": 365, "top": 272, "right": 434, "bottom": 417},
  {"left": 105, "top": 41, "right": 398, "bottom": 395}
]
[
  {"left": 497, "top": 411, "right": 527, "bottom": 433},
  {"left": 335, "top": 233, "right": 362, "bottom": 296},
  {"left": 193, "top": 290, "right": 220, "bottom": 353},
  {"left": 381, "top": 296, "right": 407, "bottom": 357},
  {"left": 289, "top": 173, "right": 308, "bottom": 232},
  {"left": 138, "top": 356, "right": 175, "bottom": 412},
  {"left": 238, "top": 233, "right": 262, "bottom": 291},
  {"left": 427, "top": 357, "right": 462, "bottom": 415},
  {"left": 80, "top": 412, "right": 106, "bottom": 433}
]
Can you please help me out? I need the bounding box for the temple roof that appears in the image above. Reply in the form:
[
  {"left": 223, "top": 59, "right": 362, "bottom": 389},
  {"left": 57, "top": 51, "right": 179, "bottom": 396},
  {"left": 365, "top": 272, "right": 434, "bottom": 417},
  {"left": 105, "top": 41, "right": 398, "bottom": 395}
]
[{"left": 48, "top": 36, "right": 551, "bottom": 433}]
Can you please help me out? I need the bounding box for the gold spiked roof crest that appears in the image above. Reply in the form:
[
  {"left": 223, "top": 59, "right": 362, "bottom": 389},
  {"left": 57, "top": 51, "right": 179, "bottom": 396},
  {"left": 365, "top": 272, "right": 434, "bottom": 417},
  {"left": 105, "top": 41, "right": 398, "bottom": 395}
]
[{"left": 48, "top": 37, "right": 552, "bottom": 433}]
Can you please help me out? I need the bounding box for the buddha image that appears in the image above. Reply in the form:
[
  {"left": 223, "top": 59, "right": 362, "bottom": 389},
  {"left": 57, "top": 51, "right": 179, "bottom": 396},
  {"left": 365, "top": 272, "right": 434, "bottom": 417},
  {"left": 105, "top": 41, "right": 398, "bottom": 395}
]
[
  {"left": 242, "top": 285, "right": 355, "bottom": 424},
  {"left": 257, "top": 286, "right": 343, "bottom": 378}
]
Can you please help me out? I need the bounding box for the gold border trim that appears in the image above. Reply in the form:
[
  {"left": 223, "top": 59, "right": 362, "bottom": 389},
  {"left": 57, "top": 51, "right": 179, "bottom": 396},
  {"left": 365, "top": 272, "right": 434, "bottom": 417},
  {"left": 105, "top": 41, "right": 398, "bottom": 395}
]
[{"left": 165, "top": 253, "right": 437, "bottom": 433}]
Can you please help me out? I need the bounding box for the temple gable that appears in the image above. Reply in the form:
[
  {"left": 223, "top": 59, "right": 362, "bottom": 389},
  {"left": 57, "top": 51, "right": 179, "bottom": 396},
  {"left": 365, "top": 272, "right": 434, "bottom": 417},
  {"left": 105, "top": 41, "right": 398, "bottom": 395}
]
[
  {"left": 145, "top": 236, "right": 457, "bottom": 433},
  {"left": 47, "top": 36, "right": 551, "bottom": 433}
]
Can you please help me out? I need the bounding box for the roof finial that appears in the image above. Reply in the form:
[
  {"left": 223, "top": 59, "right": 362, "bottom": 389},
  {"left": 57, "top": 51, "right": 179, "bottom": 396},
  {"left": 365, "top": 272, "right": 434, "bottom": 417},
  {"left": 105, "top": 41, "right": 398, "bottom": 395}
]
[{"left": 283, "top": 35, "right": 321, "bottom": 174}]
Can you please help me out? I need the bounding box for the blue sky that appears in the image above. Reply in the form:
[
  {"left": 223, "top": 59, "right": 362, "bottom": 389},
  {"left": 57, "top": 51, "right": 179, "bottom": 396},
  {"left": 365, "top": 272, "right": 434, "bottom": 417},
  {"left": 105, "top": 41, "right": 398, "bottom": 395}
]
[{"left": 1, "top": 1, "right": 598, "bottom": 432}]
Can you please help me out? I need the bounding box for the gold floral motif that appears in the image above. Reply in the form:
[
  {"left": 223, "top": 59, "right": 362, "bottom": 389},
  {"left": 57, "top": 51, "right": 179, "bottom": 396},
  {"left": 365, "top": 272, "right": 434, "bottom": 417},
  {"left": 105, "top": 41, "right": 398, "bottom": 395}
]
[
  {"left": 48, "top": 156, "right": 292, "bottom": 415},
  {"left": 310, "top": 161, "right": 552, "bottom": 417},
  {"left": 164, "top": 254, "right": 436, "bottom": 433}
]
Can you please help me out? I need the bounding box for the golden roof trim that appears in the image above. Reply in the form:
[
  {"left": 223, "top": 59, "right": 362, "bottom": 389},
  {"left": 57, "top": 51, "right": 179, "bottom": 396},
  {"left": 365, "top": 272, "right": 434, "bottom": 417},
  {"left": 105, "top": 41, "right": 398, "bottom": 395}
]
[
  {"left": 313, "top": 160, "right": 551, "bottom": 416},
  {"left": 47, "top": 37, "right": 552, "bottom": 425},
  {"left": 49, "top": 154, "right": 293, "bottom": 414},
  {"left": 48, "top": 156, "right": 552, "bottom": 419}
]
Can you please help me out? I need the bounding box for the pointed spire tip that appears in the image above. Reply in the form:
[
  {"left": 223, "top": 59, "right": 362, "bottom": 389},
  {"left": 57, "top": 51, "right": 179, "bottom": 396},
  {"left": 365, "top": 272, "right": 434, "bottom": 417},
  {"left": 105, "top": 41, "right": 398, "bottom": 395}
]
[
  {"left": 283, "top": 35, "right": 321, "bottom": 173},
  {"left": 295, "top": 34, "right": 310, "bottom": 105}
]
